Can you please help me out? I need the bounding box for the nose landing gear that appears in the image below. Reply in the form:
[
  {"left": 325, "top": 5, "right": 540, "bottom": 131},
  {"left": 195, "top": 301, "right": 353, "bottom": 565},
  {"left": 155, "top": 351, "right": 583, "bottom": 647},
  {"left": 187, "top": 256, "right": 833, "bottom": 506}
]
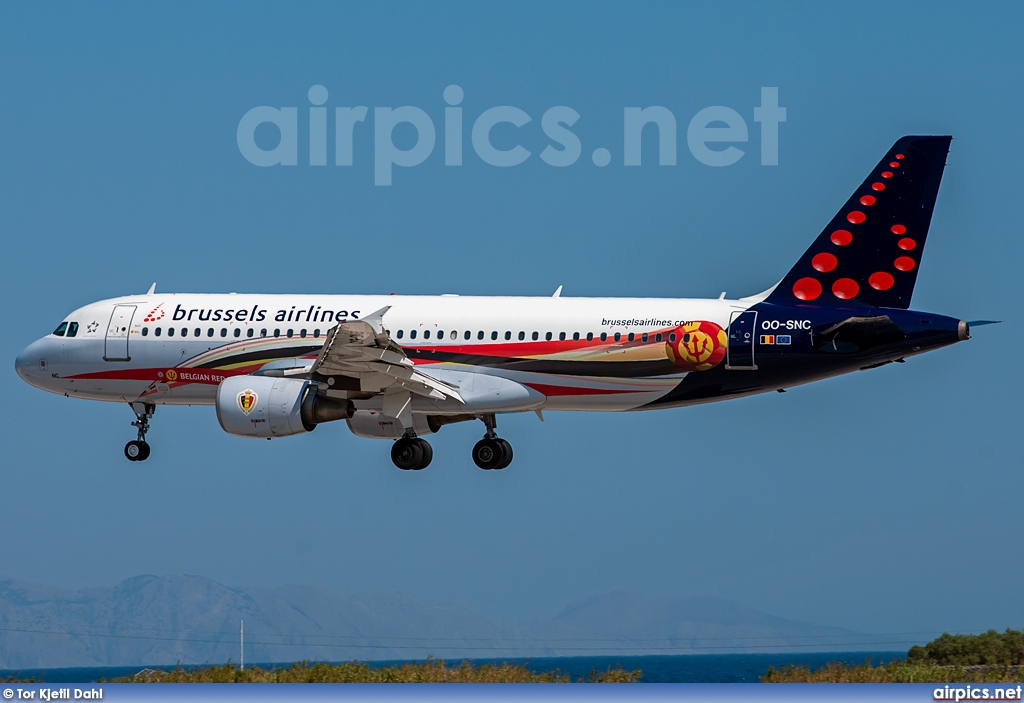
[{"left": 125, "top": 402, "right": 154, "bottom": 462}]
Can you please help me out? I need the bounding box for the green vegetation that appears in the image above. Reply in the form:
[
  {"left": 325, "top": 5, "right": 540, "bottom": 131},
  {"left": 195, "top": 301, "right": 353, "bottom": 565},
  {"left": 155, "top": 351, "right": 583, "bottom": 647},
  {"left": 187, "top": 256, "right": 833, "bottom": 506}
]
[
  {"left": 106, "top": 660, "right": 641, "bottom": 683},
  {"left": 763, "top": 629, "right": 1024, "bottom": 683},
  {"left": 909, "top": 630, "right": 1024, "bottom": 667}
]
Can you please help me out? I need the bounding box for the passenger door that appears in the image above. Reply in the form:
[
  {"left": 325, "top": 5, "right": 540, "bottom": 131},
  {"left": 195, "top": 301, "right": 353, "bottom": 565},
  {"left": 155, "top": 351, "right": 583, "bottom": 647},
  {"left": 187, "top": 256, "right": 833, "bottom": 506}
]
[{"left": 104, "top": 305, "right": 136, "bottom": 361}]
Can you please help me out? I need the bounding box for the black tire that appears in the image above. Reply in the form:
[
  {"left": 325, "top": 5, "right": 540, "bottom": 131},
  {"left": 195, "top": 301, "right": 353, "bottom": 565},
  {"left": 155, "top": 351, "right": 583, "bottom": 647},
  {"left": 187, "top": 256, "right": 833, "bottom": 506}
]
[
  {"left": 495, "top": 438, "right": 513, "bottom": 469},
  {"left": 472, "top": 438, "right": 503, "bottom": 470},
  {"left": 391, "top": 438, "right": 424, "bottom": 470},
  {"left": 124, "top": 441, "right": 145, "bottom": 462},
  {"left": 413, "top": 438, "right": 432, "bottom": 470},
  {"left": 138, "top": 441, "right": 151, "bottom": 461}
]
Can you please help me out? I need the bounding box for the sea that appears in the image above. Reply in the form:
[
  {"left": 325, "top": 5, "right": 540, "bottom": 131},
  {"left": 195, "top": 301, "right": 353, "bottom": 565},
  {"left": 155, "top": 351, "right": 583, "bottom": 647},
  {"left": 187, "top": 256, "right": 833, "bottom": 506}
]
[{"left": 1, "top": 651, "right": 903, "bottom": 683}]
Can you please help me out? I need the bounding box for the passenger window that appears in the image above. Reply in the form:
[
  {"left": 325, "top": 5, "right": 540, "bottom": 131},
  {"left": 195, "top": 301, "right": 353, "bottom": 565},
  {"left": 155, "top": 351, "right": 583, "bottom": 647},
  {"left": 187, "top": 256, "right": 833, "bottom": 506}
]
[
  {"left": 545, "top": 332, "right": 552, "bottom": 341},
  {"left": 195, "top": 328, "right": 201, "bottom": 337},
  {"left": 477, "top": 331, "right": 484, "bottom": 340},
  {"left": 424, "top": 330, "right": 431, "bottom": 340},
  {"left": 532, "top": 332, "right": 539, "bottom": 341},
  {"left": 518, "top": 331, "right": 525, "bottom": 341},
  {"left": 397, "top": 330, "right": 404, "bottom": 339},
  {"left": 559, "top": 332, "right": 566, "bottom": 341},
  {"left": 67, "top": 322, "right": 79, "bottom": 338},
  {"left": 410, "top": 330, "right": 417, "bottom": 339},
  {"left": 142, "top": 327, "right": 149, "bottom": 337},
  {"left": 181, "top": 328, "right": 188, "bottom": 337},
  {"left": 314, "top": 329, "right": 320, "bottom": 338},
  {"left": 273, "top": 329, "right": 280, "bottom": 338},
  {"left": 586, "top": 332, "right": 593, "bottom": 342},
  {"left": 491, "top": 331, "right": 498, "bottom": 340},
  {"left": 573, "top": 332, "right": 580, "bottom": 341},
  {"left": 614, "top": 333, "right": 621, "bottom": 342},
  {"left": 233, "top": 328, "right": 241, "bottom": 338},
  {"left": 221, "top": 328, "right": 227, "bottom": 337},
  {"left": 669, "top": 333, "right": 676, "bottom": 343},
  {"left": 53, "top": 322, "right": 68, "bottom": 337},
  {"left": 168, "top": 327, "right": 175, "bottom": 337},
  {"left": 600, "top": 332, "right": 607, "bottom": 342},
  {"left": 300, "top": 329, "right": 307, "bottom": 338},
  {"left": 155, "top": 328, "right": 162, "bottom": 337},
  {"left": 208, "top": 328, "right": 214, "bottom": 337},
  {"left": 464, "top": 331, "right": 471, "bottom": 340},
  {"left": 628, "top": 333, "right": 635, "bottom": 342},
  {"left": 683, "top": 333, "right": 691, "bottom": 343},
  {"left": 286, "top": 329, "right": 293, "bottom": 338},
  {"left": 451, "top": 331, "right": 457, "bottom": 340},
  {"left": 656, "top": 333, "right": 663, "bottom": 342},
  {"left": 247, "top": 329, "right": 254, "bottom": 338},
  {"left": 437, "top": 330, "right": 444, "bottom": 339},
  {"left": 504, "top": 331, "right": 511, "bottom": 340},
  {"left": 260, "top": 329, "right": 267, "bottom": 338},
  {"left": 642, "top": 333, "right": 649, "bottom": 342}
]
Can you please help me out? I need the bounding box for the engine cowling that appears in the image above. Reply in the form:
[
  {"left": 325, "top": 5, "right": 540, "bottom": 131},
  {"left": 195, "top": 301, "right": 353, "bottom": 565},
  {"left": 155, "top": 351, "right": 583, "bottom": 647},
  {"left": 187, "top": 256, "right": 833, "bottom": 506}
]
[{"left": 216, "top": 375, "right": 352, "bottom": 438}]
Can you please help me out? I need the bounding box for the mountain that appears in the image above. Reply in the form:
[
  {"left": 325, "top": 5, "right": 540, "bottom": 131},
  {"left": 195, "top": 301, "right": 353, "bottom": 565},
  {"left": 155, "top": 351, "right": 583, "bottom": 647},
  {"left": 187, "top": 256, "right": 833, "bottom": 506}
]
[{"left": 0, "top": 575, "right": 873, "bottom": 668}]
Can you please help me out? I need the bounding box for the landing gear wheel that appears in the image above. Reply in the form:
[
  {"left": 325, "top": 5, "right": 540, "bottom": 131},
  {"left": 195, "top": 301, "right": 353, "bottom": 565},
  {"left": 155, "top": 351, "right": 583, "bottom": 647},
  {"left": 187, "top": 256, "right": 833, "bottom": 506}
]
[
  {"left": 412, "top": 438, "right": 432, "bottom": 470},
  {"left": 124, "top": 440, "right": 150, "bottom": 462},
  {"left": 495, "top": 438, "right": 513, "bottom": 469},
  {"left": 127, "top": 402, "right": 155, "bottom": 462},
  {"left": 392, "top": 437, "right": 431, "bottom": 470},
  {"left": 473, "top": 438, "right": 506, "bottom": 470}
]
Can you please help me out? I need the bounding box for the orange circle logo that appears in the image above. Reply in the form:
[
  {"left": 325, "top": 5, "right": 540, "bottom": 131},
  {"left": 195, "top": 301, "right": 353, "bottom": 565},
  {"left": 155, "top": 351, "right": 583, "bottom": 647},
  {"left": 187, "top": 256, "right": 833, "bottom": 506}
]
[
  {"left": 666, "top": 321, "right": 728, "bottom": 371},
  {"left": 165, "top": 369, "right": 178, "bottom": 382}
]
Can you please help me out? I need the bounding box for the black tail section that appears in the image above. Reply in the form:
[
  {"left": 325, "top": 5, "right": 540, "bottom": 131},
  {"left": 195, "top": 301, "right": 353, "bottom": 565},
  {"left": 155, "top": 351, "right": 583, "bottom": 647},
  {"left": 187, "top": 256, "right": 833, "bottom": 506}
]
[{"left": 766, "top": 135, "right": 951, "bottom": 309}]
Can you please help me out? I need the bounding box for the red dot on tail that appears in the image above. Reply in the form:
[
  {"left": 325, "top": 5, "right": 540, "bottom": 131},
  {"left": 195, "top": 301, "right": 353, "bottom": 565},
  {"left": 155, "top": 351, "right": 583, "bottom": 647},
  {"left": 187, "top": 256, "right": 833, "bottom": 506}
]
[
  {"left": 895, "top": 153, "right": 904, "bottom": 159},
  {"left": 898, "top": 238, "right": 916, "bottom": 250},
  {"left": 891, "top": 224, "right": 907, "bottom": 235},
  {"left": 830, "top": 229, "right": 853, "bottom": 246},
  {"left": 894, "top": 256, "right": 916, "bottom": 271},
  {"left": 832, "top": 278, "right": 860, "bottom": 299},
  {"left": 793, "top": 277, "right": 822, "bottom": 301},
  {"left": 812, "top": 252, "right": 838, "bottom": 272},
  {"left": 882, "top": 171, "right": 893, "bottom": 178},
  {"left": 871, "top": 182, "right": 885, "bottom": 191},
  {"left": 847, "top": 211, "right": 866, "bottom": 224},
  {"left": 889, "top": 161, "right": 900, "bottom": 168},
  {"left": 859, "top": 195, "right": 876, "bottom": 206},
  {"left": 869, "top": 271, "right": 895, "bottom": 290}
]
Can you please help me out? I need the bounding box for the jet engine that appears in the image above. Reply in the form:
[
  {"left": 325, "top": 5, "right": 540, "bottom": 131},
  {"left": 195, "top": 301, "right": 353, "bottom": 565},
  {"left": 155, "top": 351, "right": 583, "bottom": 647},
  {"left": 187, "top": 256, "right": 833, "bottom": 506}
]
[{"left": 216, "top": 375, "right": 353, "bottom": 438}]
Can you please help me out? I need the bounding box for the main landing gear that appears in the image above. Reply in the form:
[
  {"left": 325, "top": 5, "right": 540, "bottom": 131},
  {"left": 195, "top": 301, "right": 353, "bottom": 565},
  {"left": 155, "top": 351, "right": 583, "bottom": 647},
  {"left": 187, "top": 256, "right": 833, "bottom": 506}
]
[
  {"left": 388, "top": 414, "right": 514, "bottom": 471},
  {"left": 471, "top": 414, "right": 513, "bottom": 471},
  {"left": 125, "top": 402, "right": 154, "bottom": 462},
  {"left": 391, "top": 436, "right": 433, "bottom": 471}
]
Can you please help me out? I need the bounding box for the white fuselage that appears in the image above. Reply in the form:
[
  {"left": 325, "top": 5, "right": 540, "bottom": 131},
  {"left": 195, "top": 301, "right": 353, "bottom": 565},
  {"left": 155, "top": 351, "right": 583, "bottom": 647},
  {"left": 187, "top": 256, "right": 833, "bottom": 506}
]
[{"left": 16, "top": 293, "right": 754, "bottom": 414}]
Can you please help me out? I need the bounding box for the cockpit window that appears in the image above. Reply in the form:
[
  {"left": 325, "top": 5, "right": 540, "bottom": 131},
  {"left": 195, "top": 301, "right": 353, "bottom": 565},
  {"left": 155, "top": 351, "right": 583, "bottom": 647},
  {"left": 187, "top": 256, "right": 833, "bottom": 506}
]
[
  {"left": 53, "top": 322, "right": 68, "bottom": 337},
  {"left": 66, "top": 322, "right": 79, "bottom": 338}
]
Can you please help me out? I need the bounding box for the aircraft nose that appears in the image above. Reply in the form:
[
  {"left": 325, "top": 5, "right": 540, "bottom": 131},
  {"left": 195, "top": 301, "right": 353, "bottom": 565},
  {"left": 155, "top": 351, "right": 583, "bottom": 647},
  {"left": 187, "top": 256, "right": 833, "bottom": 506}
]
[{"left": 15, "top": 339, "right": 46, "bottom": 385}]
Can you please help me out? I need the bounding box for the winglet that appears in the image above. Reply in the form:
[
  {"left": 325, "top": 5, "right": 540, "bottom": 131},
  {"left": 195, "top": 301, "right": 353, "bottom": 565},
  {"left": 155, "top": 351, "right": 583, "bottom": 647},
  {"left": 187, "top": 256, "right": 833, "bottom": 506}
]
[
  {"left": 552, "top": 285, "right": 563, "bottom": 298},
  {"left": 360, "top": 306, "right": 392, "bottom": 334},
  {"left": 146, "top": 282, "right": 156, "bottom": 295}
]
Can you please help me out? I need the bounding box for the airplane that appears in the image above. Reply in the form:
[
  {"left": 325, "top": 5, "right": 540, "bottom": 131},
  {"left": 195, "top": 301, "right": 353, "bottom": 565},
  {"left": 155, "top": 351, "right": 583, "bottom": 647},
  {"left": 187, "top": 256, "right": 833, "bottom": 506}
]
[{"left": 15, "top": 136, "right": 983, "bottom": 471}]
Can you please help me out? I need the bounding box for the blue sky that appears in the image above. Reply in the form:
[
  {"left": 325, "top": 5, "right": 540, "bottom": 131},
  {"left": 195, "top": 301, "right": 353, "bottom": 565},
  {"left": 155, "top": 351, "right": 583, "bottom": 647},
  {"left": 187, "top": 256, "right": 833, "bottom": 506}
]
[{"left": 1, "top": 1, "right": 1020, "bottom": 643}]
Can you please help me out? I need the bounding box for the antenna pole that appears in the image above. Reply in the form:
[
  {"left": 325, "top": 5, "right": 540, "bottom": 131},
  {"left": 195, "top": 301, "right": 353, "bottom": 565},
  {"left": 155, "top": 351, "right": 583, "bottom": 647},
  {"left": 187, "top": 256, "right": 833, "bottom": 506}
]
[{"left": 240, "top": 619, "right": 244, "bottom": 671}]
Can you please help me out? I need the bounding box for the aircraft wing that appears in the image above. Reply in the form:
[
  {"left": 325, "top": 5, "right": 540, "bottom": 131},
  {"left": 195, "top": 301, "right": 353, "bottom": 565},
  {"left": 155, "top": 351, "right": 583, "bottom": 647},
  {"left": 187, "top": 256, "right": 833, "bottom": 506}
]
[{"left": 310, "top": 307, "right": 463, "bottom": 402}]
